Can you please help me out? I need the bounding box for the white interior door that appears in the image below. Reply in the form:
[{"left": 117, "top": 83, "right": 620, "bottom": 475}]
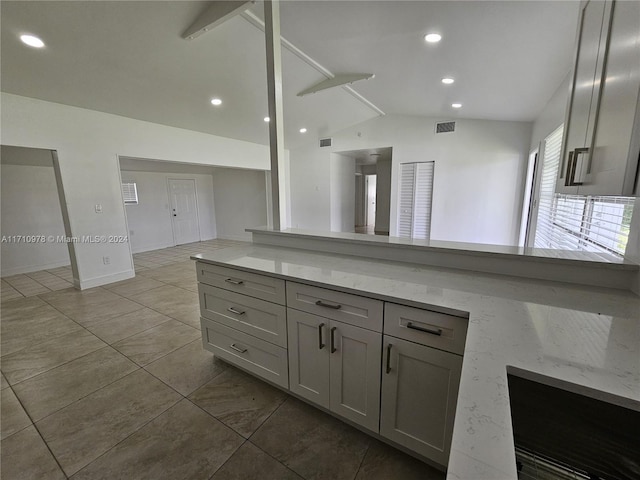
[
  {"left": 168, "top": 178, "right": 200, "bottom": 245},
  {"left": 366, "top": 174, "right": 376, "bottom": 226},
  {"left": 398, "top": 162, "right": 434, "bottom": 239}
]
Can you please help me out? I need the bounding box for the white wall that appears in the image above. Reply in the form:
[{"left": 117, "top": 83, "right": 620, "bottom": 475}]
[
  {"left": 330, "top": 154, "right": 355, "bottom": 232},
  {"left": 120, "top": 171, "right": 216, "bottom": 253},
  {"left": 530, "top": 73, "right": 570, "bottom": 152},
  {"left": 289, "top": 114, "right": 532, "bottom": 246},
  {"left": 212, "top": 168, "right": 268, "bottom": 241},
  {"left": 1, "top": 163, "right": 70, "bottom": 275},
  {"left": 1, "top": 93, "right": 271, "bottom": 288}
]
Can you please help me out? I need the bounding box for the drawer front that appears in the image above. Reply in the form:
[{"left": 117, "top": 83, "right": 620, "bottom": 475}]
[
  {"left": 199, "top": 284, "right": 287, "bottom": 348},
  {"left": 196, "top": 262, "right": 286, "bottom": 305},
  {"left": 286, "top": 282, "right": 383, "bottom": 332},
  {"left": 201, "top": 318, "right": 289, "bottom": 389},
  {"left": 384, "top": 303, "right": 467, "bottom": 355}
]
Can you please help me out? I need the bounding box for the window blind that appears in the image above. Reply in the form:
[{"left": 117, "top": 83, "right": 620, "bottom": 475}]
[
  {"left": 398, "top": 162, "right": 434, "bottom": 240},
  {"left": 122, "top": 182, "right": 138, "bottom": 205},
  {"left": 533, "top": 125, "right": 634, "bottom": 257}
]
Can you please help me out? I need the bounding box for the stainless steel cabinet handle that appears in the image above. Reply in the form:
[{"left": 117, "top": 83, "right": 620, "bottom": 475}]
[
  {"left": 229, "top": 343, "right": 247, "bottom": 353},
  {"left": 227, "top": 307, "right": 246, "bottom": 315},
  {"left": 330, "top": 326, "right": 337, "bottom": 353},
  {"left": 315, "top": 300, "right": 342, "bottom": 310},
  {"left": 386, "top": 343, "right": 392, "bottom": 374},
  {"left": 564, "top": 149, "right": 575, "bottom": 186},
  {"left": 406, "top": 322, "right": 442, "bottom": 336},
  {"left": 225, "top": 278, "right": 244, "bottom": 285},
  {"left": 318, "top": 323, "right": 325, "bottom": 349}
]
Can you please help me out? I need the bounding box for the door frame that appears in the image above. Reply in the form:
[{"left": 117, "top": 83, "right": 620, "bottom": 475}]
[{"left": 167, "top": 177, "right": 201, "bottom": 246}]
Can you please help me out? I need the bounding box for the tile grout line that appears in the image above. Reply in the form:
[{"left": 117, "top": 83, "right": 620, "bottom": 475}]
[{"left": 4, "top": 383, "right": 71, "bottom": 479}]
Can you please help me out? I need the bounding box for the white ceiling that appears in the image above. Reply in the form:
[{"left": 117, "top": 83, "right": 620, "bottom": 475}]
[{"left": 1, "top": 1, "right": 579, "bottom": 149}]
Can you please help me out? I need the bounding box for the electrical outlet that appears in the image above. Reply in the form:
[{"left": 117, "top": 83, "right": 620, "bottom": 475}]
[
  {"left": 95, "top": 204, "right": 103, "bottom": 213},
  {"left": 102, "top": 256, "right": 110, "bottom": 265}
]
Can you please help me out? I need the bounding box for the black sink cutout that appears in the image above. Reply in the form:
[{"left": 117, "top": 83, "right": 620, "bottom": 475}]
[{"left": 507, "top": 366, "right": 640, "bottom": 480}]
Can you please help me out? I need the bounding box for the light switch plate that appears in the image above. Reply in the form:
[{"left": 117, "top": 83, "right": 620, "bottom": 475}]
[{"left": 95, "top": 204, "right": 103, "bottom": 213}]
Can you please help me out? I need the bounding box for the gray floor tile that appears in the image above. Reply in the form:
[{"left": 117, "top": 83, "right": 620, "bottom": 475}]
[
  {"left": 1, "top": 304, "right": 83, "bottom": 357},
  {"left": 189, "top": 367, "right": 287, "bottom": 438},
  {"left": 355, "top": 440, "right": 445, "bottom": 480},
  {"left": 211, "top": 441, "right": 303, "bottom": 480},
  {"left": 60, "top": 296, "right": 146, "bottom": 326},
  {"left": 251, "top": 397, "right": 371, "bottom": 480},
  {"left": 126, "top": 284, "right": 199, "bottom": 318},
  {"left": 36, "top": 369, "right": 181, "bottom": 476},
  {"left": 1, "top": 329, "right": 106, "bottom": 385},
  {"left": 0, "top": 295, "right": 47, "bottom": 319},
  {"left": 112, "top": 319, "right": 200, "bottom": 366},
  {"left": 83, "top": 307, "right": 173, "bottom": 344},
  {"left": 1, "top": 373, "right": 9, "bottom": 390},
  {"left": 1, "top": 388, "right": 32, "bottom": 440},
  {"left": 71, "top": 399, "right": 244, "bottom": 480},
  {"left": 0, "top": 425, "right": 66, "bottom": 480},
  {"left": 13, "top": 347, "right": 138, "bottom": 421},
  {"left": 103, "top": 275, "right": 165, "bottom": 297},
  {"left": 144, "top": 340, "right": 227, "bottom": 396}
]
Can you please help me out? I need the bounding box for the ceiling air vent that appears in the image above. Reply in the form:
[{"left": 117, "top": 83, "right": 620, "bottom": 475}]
[
  {"left": 436, "top": 121, "right": 456, "bottom": 134},
  {"left": 319, "top": 138, "right": 332, "bottom": 148}
]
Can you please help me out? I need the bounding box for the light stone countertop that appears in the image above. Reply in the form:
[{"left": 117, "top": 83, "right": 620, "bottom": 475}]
[{"left": 191, "top": 244, "right": 640, "bottom": 480}]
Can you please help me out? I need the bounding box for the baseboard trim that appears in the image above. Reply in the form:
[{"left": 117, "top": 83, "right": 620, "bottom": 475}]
[
  {"left": 216, "top": 234, "right": 251, "bottom": 242},
  {"left": 78, "top": 269, "right": 134, "bottom": 290},
  {"left": 1, "top": 260, "right": 71, "bottom": 277}
]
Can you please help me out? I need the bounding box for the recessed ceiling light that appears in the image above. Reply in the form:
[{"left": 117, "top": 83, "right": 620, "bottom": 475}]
[
  {"left": 299, "top": 128, "right": 307, "bottom": 134},
  {"left": 210, "top": 98, "right": 222, "bottom": 106},
  {"left": 424, "top": 33, "right": 442, "bottom": 43},
  {"left": 264, "top": 117, "right": 270, "bottom": 122},
  {"left": 441, "top": 78, "right": 455, "bottom": 84},
  {"left": 20, "top": 34, "right": 45, "bottom": 48},
  {"left": 452, "top": 103, "right": 462, "bottom": 109}
]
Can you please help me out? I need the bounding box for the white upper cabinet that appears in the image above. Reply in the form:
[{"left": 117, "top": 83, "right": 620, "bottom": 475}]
[{"left": 557, "top": 0, "right": 640, "bottom": 196}]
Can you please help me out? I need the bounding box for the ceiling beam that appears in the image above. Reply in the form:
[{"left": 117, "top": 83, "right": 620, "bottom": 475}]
[
  {"left": 182, "top": 1, "right": 253, "bottom": 40},
  {"left": 297, "top": 74, "right": 375, "bottom": 97}
]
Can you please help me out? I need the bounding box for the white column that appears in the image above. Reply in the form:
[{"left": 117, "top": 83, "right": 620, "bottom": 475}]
[{"left": 264, "top": 0, "right": 286, "bottom": 230}]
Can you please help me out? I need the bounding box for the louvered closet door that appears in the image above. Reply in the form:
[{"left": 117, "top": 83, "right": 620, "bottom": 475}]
[{"left": 398, "top": 162, "right": 434, "bottom": 239}]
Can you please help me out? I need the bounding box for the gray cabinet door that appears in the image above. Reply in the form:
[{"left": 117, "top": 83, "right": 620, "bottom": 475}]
[
  {"left": 287, "top": 309, "right": 330, "bottom": 408},
  {"left": 329, "top": 321, "right": 382, "bottom": 433},
  {"left": 558, "top": 0, "right": 612, "bottom": 193},
  {"left": 380, "top": 336, "right": 463, "bottom": 467},
  {"left": 585, "top": 0, "right": 640, "bottom": 196}
]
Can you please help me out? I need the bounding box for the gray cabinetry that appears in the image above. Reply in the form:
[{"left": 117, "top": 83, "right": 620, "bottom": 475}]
[{"left": 558, "top": 0, "right": 640, "bottom": 195}]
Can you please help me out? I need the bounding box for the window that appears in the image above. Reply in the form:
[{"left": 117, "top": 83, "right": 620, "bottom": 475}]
[
  {"left": 122, "top": 182, "right": 138, "bottom": 205},
  {"left": 533, "top": 126, "right": 634, "bottom": 257},
  {"left": 398, "top": 162, "right": 434, "bottom": 240}
]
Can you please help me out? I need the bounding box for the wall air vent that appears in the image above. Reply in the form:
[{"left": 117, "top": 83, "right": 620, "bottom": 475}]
[
  {"left": 436, "top": 121, "right": 456, "bottom": 134},
  {"left": 319, "top": 138, "right": 332, "bottom": 147}
]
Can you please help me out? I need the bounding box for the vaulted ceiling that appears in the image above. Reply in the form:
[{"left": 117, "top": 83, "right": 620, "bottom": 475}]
[{"left": 1, "top": 1, "right": 579, "bottom": 149}]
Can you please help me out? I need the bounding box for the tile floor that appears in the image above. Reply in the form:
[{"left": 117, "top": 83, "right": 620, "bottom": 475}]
[{"left": 1, "top": 240, "right": 445, "bottom": 480}]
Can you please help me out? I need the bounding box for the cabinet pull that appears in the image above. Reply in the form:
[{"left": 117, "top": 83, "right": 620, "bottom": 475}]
[
  {"left": 330, "top": 326, "right": 337, "bottom": 353},
  {"left": 386, "top": 343, "right": 392, "bottom": 374},
  {"left": 225, "top": 278, "right": 244, "bottom": 285},
  {"left": 227, "top": 307, "right": 246, "bottom": 316},
  {"left": 566, "top": 148, "right": 588, "bottom": 186},
  {"left": 564, "top": 149, "right": 575, "bottom": 186},
  {"left": 318, "top": 323, "right": 325, "bottom": 350},
  {"left": 406, "top": 322, "right": 442, "bottom": 336},
  {"left": 229, "top": 343, "right": 247, "bottom": 353},
  {"left": 315, "top": 300, "right": 342, "bottom": 310}
]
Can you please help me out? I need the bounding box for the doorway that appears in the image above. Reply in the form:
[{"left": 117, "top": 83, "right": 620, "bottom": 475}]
[
  {"left": 168, "top": 178, "right": 201, "bottom": 245},
  {"left": 365, "top": 174, "right": 377, "bottom": 229}
]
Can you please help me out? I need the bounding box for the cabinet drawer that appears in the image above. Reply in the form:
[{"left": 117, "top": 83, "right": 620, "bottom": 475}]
[
  {"left": 201, "top": 318, "right": 288, "bottom": 389},
  {"left": 384, "top": 303, "right": 467, "bottom": 355},
  {"left": 286, "top": 282, "right": 383, "bottom": 332},
  {"left": 199, "top": 284, "right": 287, "bottom": 348},
  {"left": 196, "top": 262, "right": 286, "bottom": 305}
]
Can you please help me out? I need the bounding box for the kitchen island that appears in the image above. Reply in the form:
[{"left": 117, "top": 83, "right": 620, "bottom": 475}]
[{"left": 192, "top": 243, "right": 639, "bottom": 480}]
